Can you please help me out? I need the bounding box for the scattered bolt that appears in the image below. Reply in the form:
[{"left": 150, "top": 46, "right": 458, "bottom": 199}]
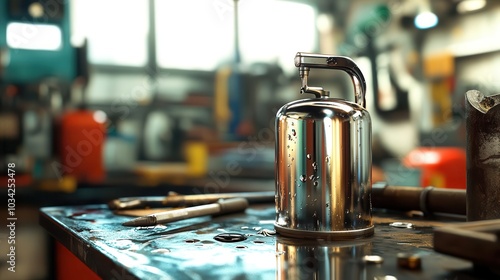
[
  {"left": 397, "top": 253, "right": 421, "bottom": 270},
  {"left": 362, "top": 255, "right": 384, "bottom": 264}
]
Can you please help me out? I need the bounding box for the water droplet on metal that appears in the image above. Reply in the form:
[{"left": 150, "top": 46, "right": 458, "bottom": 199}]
[
  {"left": 306, "top": 154, "right": 311, "bottom": 159},
  {"left": 326, "top": 156, "right": 330, "bottom": 163},
  {"left": 313, "top": 181, "right": 318, "bottom": 187},
  {"left": 309, "top": 175, "right": 315, "bottom": 180},
  {"left": 151, "top": 248, "right": 171, "bottom": 254},
  {"left": 300, "top": 175, "right": 307, "bottom": 182},
  {"left": 214, "top": 233, "right": 247, "bottom": 242},
  {"left": 292, "top": 129, "right": 296, "bottom": 136},
  {"left": 185, "top": 239, "right": 200, "bottom": 243},
  {"left": 326, "top": 203, "right": 329, "bottom": 207}
]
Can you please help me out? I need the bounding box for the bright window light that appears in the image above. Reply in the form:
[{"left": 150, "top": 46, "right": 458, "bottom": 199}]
[
  {"left": 155, "top": 0, "right": 316, "bottom": 73},
  {"left": 414, "top": 12, "right": 438, "bottom": 29},
  {"left": 155, "top": 0, "right": 233, "bottom": 71},
  {"left": 71, "top": 0, "right": 149, "bottom": 66},
  {"left": 7, "top": 22, "right": 62, "bottom": 51}
]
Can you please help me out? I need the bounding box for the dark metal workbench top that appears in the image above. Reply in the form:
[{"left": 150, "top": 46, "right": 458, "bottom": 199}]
[{"left": 40, "top": 204, "right": 480, "bottom": 279}]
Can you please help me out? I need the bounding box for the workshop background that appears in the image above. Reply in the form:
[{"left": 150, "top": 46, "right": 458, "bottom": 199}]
[{"left": 0, "top": 0, "right": 497, "bottom": 279}]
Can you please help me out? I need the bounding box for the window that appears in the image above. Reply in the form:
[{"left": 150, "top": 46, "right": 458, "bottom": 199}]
[
  {"left": 71, "top": 0, "right": 317, "bottom": 71},
  {"left": 155, "top": 0, "right": 317, "bottom": 73},
  {"left": 71, "top": 0, "right": 149, "bottom": 66}
]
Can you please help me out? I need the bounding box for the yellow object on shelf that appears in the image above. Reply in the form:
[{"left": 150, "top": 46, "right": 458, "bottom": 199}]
[
  {"left": 184, "top": 141, "right": 208, "bottom": 177},
  {"left": 133, "top": 141, "right": 208, "bottom": 186},
  {"left": 38, "top": 176, "right": 77, "bottom": 193}
]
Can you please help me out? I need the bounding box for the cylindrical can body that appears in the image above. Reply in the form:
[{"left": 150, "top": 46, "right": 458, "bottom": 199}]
[
  {"left": 275, "top": 97, "right": 373, "bottom": 239},
  {"left": 465, "top": 91, "right": 500, "bottom": 221}
]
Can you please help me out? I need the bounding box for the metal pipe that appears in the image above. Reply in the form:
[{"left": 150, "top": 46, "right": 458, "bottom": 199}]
[{"left": 371, "top": 182, "right": 466, "bottom": 216}]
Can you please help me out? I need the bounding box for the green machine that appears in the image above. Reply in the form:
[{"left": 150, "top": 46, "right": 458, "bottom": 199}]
[{"left": 0, "top": 0, "right": 76, "bottom": 83}]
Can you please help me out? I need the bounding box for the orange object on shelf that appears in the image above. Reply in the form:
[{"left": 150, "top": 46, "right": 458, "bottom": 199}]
[
  {"left": 59, "top": 109, "right": 106, "bottom": 183},
  {"left": 402, "top": 147, "right": 466, "bottom": 189}
]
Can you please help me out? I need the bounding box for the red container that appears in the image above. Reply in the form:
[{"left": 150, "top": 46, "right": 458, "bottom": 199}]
[
  {"left": 403, "top": 147, "right": 466, "bottom": 189},
  {"left": 59, "top": 110, "right": 106, "bottom": 183}
]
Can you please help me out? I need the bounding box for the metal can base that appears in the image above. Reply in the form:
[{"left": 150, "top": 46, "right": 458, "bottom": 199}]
[{"left": 274, "top": 224, "right": 374, "bottom": 240}]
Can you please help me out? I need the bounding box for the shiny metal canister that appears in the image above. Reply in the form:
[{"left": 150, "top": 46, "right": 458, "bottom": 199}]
[
  {"left": 274, "top": 53, "right": 373, "bottom": 239},
  {"left": 465, "top": 90, "right": 500, "bottom": 221}
]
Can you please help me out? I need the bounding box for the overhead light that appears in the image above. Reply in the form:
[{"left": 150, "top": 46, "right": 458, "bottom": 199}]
[
  {"left": 457, "top": 0, "right": 486, "bottom": 14},
  {"left": 414, "top": 11, "right": 438, "bottom": 29}
]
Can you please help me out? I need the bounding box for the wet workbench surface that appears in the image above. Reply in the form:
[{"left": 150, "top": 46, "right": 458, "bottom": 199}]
[{"left": 40, "top": 204, "right": 483, "bottom": 279}]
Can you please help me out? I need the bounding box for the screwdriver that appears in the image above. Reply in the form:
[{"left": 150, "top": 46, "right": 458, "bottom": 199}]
[
  {"left": 122, "top": 198, "right": 249, "bottom": 227},
  {"left": 109, "top": 191, "right": 274, "bottom": 210}
]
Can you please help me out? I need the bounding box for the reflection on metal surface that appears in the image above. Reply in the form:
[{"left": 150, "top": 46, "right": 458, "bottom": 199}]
[
  {"left": 465, "top": 90, "right": 500, "bottom": 221},
  {"left": 40, "top": 204, "right": 477, "bottom": 279},
  {"left": 276, "top": 237, "right": 372, "bottom": 280},
  {"left": 275, "top": 53, "right": 372, "bottom": 239}
]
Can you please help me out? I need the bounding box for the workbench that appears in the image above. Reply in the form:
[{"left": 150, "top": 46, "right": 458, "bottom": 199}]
[{"left": 39, "top": 204, "right": 485, "bottom": 279}]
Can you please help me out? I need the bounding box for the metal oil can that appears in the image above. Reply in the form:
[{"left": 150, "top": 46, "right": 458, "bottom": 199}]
[{"left": 274, "top": 52, "right": 373, "bottom": 239}]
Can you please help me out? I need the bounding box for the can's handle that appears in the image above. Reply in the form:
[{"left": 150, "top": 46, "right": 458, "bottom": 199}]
[{"left": 295, "top": 52, "right": 367, "bottom": 108}]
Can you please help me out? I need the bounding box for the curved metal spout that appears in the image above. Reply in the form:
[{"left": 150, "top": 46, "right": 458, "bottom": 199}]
[
  {"left": 466, "top": 90, "right": 500, "bottom": 114},
  {"left": 295, "top": 52, "right": 367, "bottom": 108}
]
